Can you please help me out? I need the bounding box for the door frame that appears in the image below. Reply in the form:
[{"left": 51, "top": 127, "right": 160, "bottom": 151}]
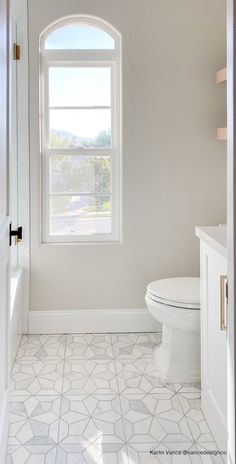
[
  {"left": 0, "top": 0, "right": 10, "bottom": 461},
  {"left": 10, "top": 0, "right": 30, "bottom": 333},
  {"left": 227, "top": 0, "right": 236, "bottom": 462}
]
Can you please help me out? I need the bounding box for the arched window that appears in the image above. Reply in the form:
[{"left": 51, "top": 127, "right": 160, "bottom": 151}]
[{"left": 40, "top": 16, "right": 121, "bottom": 242}]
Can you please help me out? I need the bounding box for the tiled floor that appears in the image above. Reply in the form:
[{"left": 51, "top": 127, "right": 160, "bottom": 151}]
[{"left": 6, "top": 333, "right": 225, "bottom": 463}]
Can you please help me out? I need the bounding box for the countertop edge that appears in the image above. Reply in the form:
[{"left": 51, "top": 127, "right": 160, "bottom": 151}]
[{"left": 195, "top": 226, "right": 227, "bottom": 259}]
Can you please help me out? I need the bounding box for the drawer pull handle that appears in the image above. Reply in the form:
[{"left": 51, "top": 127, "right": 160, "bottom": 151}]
[{"left": 220, "top": 275, "right": 227, "bottom": 331}]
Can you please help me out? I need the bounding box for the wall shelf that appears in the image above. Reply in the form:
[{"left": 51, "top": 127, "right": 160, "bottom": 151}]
[
  {"left": 216, "top": 67, "right": 227, "bottom": 84},
  {"left": 217, "top": 127, "right": 227, "bottom": 140}
]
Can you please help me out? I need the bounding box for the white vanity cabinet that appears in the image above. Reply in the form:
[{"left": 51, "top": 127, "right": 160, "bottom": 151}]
[{"left": 196, "top": 226, "right": 227, "bottom": 454}]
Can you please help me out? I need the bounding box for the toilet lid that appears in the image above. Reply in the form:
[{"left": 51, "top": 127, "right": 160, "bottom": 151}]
[{"left": 147, "top": 277, "right": 200, "bottom": 309}]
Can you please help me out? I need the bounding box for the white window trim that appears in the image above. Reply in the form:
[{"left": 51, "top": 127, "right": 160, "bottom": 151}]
[{"left": 39, "top": 16, "right": 122, "bottom": 244}]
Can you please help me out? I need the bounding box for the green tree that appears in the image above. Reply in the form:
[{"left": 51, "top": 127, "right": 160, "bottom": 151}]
[
  {"left": 92, "top": 129, "right": 111, "bottom": 148},
  {"left": 51, "top": 156, "right": 111, "bottom": 213},
  {"left": 50, "top": 129, "right": 112, "bottom": 215}
]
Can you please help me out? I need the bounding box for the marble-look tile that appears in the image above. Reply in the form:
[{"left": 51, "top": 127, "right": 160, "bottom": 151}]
[
  {"left": 6, "top": 445, "right": 57, "bottom": 464},
  {"left": 56, "top": 441, "right": 129, "bottom": 464},
  {"left": 114, "top": 357, "right": 176, "bottom": 397},
  {"left": 120, "top": 394, "right": 194, "bottom": 444},
  {"left": 177, "top": 384, "right": 201, "bottom": 401},
  {"left": 11, "top": 357, "right": 64, "bottom": 396},
  {"left": 126, "top": 443, "right": 173, "bottom": 464},
  {"left": 65, "top": 334, "right": 113, "bottom": 360},
  {"left": 62, "top": 358, "right": 119, "bottom": 395},
  {"left": 8, "top": 396, "right": 61, "bottom": 447},
  {"left": 194, "top": 442, "right": 226, "bottom": 463},
  {"left": 173, "top": 392, "right": 215, "bottom": 444},
  {"left": 125, "top": 442, "right": 192, "bottom": 464},
  {"left": 17, "top": 335, "right": 66, "bottom": 360},
  {"left": 58, "top": 394, "right": 125, "bottom": 444},
  {"left": 7, "top": 333, "right": 220, "bottom": 464},
  {"left": 111, "top": 333, "right": 162, "bottom": 359},
  {"left": 126, "top": 441, "right": 219, "bottom": 464}
]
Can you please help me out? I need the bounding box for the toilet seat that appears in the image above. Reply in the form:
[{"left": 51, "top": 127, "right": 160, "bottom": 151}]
[{"left": 147, "top": 277, "right": 200, "bottom": 310}]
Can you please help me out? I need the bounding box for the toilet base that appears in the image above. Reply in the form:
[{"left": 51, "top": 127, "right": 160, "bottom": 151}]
[{"left": 154, "top": 324, "right": 200, "bottom": 384}]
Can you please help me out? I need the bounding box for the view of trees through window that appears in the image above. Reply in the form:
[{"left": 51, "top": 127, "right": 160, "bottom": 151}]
[
  {"left": 49, "top": 130, "right": 111, "bottom": 235},
  {"left": 50, "top": 128, "right": 111, "bottom": 149}
]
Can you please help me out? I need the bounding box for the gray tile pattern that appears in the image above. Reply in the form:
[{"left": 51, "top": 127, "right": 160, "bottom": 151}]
[{"left": 7, "top": 334, "right": 225, "bottom": 463}]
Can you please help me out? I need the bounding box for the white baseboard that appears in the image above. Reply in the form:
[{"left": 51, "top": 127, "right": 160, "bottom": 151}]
[
  {"left": 29, "top": 308, "right": 161, "bottom": 334},
  {"left": 201, "top": 396, "right": 227, "bottom": 460},
  {"left": 10, "top": 267, "right": 24, "bottom": 370},
  {"left": 0, "top": 390, "right": 9, "bottom": 464}
]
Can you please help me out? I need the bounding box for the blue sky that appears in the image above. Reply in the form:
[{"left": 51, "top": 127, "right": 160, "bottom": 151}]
[
  {"left": 49, "top": 67, "right": 111, "bottom": 139},
  {"left": 47, "top": 26, "right": 113, "bottom": 139},
  {"left": 45, "top": 24, "right": 114, "bottom": 49}
]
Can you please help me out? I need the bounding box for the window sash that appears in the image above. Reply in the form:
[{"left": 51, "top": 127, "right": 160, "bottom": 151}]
[
  {"left": 42, "top": 151, "right": 119, "bottom": 242},
  {"left": 49, "top": 106, "right": 111, "bottom": 110},
  {"left": 42, "top": 62, "right": 116, "bottom": 151},
  {"left": 41, "top": 49, "right": 118, "bottom": 62},
  {"left": 45, "top": 148, "right": 112, "bottom": 156},
  {"left": 40, "top": 15, "right": 121, "bottom": 53},
  {"left": 40, "top": 46, "right": 121, "bottom": 243}
]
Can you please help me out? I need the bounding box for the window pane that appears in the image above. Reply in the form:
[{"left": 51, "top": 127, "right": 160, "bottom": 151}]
[
  {"left": 50, "top": 195, "right": 111, "bottom": 235},
  {"left": 45, "top": 25, "right": 115, "bottom": 50},
  {"left": 50, "top": 109, "right": 111, "bottom": 148},
  {"left": 49, "top": 67, "right": 111, "bottom": 107},
  {"left": 50, "top": 156, "right": 111, "bottom": 194}
]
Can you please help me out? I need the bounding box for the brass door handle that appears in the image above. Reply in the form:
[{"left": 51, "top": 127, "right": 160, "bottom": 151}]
[{"left": 220, "top": 275, "right": 228, "bottom": 331}]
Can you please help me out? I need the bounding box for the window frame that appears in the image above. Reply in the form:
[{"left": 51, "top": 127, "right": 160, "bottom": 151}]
[{"left": 40, "top": 16, "right": 122, "bottom": 243}]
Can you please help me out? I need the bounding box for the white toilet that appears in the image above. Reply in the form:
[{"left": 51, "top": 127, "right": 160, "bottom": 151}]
[{"left": 145, "top": 277, "right": 200, "bottom": 384}]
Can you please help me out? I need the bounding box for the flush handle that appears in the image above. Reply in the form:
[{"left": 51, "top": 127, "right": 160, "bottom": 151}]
[
  {"left": 9, "top": 223, "right": 23, "bottom": 246},
  {"left": 220, "top": 275, "right": 228, "bottom": 331}
]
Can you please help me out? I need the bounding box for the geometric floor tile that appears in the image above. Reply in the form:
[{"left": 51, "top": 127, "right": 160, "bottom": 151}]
[
  {"left": 65, "top": 334, "right": 113, "bottom": 360},
  {"left": 16, "top": 335, "right": 66, "bottom": 360},
  {"left": 8, "top": 395, "right": 61, "bottom": 448},
  {"left": 125, "top": 442, "right": 184, "bottom": 464},
  {"left": 58, "top": 394, "right": 125, "bottom": 444},
  {"left": 120, "top": 394, "right": 194, "bottom": 443},
  {"left": 7, "top": 333, "right": 226, "bottom": 464},
  {"left": 125, "top": 441, "right": 225, "bottom": 464},
  {"left": 56, "top": 442, "right": 129, "bottom": 464},
  {"left": 11, "top": 358, "right": 64, "bottom": 396},
  {"left": 10, "top": 335, "right": 66, "bottom": 396},
  {"left": 114, "top": 357, "right": 174, "bottom": 397},
  {"left": 62, "top": 358, "right": 119, "bottom": 395},
  {"left": 6, "top": 445, "right": 58, "bottom": 464},
  {"left": 111, "top": 333, "right": 162, "bottom": 359}
]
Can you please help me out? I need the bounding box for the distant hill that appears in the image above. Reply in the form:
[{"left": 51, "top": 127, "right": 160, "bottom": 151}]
[
  {"left": 50, "top": 128, "right": 93, "bottom": 147},
  {"left": 50, "top": 128, "right": 111, "bottom": 148}
]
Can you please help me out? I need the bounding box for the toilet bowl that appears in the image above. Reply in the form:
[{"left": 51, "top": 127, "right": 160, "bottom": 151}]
[{"left": 145, "top": 277, "right": 200, "bottom": 384}]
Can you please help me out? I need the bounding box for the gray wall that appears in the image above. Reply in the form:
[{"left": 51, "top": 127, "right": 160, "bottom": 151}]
[{"left": 29, "top": 0, "right": 227, "bottom": 311}]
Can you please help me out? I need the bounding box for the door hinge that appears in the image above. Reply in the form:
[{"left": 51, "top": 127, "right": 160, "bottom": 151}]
[
  {"left": 13, "top": 43, "right": 20, "bottom": 60},
  {"left": 9, "top": 224, "right": 23, "bottom": 246}
]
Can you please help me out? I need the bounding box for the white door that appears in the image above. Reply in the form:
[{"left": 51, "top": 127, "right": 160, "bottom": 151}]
[
  {"left": 227, "top": 1, "right": 236, "bottom": 463},
  {"left": 0, "top": 0, "right": 10, "bottom": 461},
  {"left": 9, "top": 17, "right": 18, "bottom": 267}
]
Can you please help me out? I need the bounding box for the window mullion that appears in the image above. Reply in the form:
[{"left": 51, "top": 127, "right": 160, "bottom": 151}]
[
  {"left": 49, "top": 106, "right": 111, "bottom": 111},
  {"left": 45, "top": 148, "right": 113, "bottom": 156},
  {"left": 50, "top": 192, "right": 112, "bottom": 197},
  {"left": 41, "top": 49, "right": 117, "bottom": 62}
]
